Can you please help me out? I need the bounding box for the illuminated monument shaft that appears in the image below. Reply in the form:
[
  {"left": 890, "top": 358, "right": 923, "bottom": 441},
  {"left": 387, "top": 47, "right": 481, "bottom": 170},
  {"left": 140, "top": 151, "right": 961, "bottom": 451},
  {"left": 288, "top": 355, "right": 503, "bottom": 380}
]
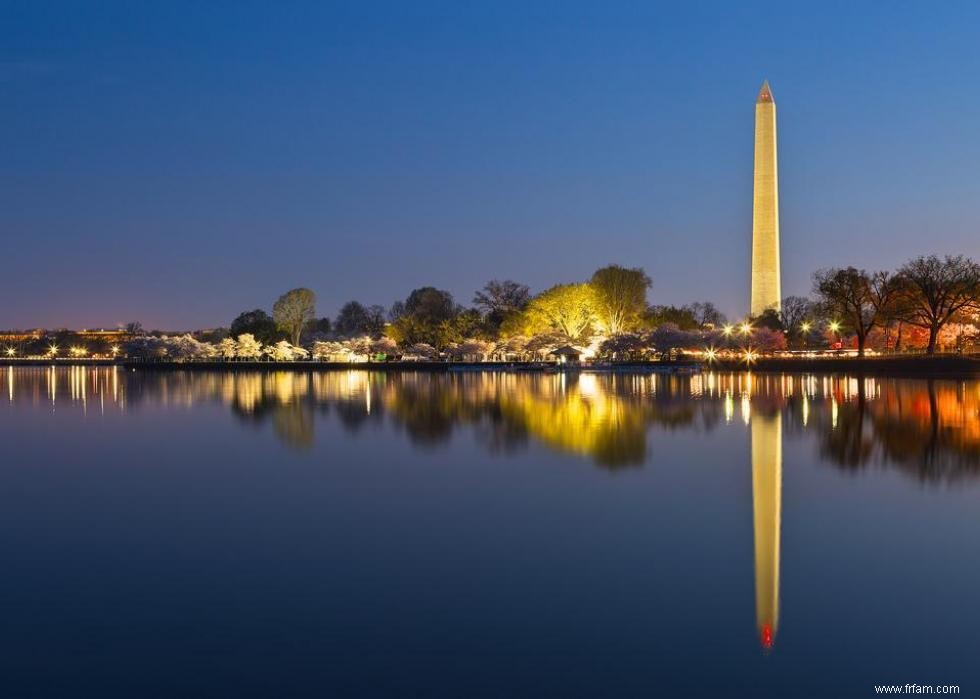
[
  {"left": 751, "top": 80, "right": 781, "bottom": 317},
  {"left": 752, "top": 413, "right": 781, "bottom": 648}
]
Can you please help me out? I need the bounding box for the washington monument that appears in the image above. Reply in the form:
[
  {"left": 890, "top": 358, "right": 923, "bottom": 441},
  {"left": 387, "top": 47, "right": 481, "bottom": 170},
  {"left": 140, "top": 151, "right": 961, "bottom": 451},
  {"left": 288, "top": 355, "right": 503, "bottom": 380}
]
[{"left": 750, "top": 80, "right": 781, "bottom": 316}]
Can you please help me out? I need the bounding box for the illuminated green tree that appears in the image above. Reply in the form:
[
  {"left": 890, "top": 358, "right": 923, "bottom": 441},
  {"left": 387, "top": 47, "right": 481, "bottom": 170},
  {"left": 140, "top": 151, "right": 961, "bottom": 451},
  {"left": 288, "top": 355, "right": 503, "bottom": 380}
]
[
  {"left": 518, "top": 283, "right": 597, "bottom": 340},
  {"left": 589, "top": 265, "right": 651, "bottom": 335},
  {"left": 273, "top": 288, "right": 316, "bottom": 346}
]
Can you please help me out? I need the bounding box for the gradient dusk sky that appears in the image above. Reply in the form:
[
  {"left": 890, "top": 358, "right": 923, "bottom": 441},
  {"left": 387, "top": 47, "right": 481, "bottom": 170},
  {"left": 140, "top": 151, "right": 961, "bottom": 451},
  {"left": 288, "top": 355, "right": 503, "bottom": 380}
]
[{"left": 3, "top": 1, "right": 980, "bottom": 330}]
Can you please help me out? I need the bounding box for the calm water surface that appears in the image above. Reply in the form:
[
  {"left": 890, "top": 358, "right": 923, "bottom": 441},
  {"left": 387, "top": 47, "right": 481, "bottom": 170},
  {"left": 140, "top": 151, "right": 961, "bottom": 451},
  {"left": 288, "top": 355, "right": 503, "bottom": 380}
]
[{"left": 2, "top": 367, "right": 979, "bottom": 697}]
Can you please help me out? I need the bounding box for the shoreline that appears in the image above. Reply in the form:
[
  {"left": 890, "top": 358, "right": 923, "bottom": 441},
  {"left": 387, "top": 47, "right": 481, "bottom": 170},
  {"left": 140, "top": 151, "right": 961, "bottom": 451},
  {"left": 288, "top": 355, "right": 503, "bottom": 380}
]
[
  {"left": 4, "top": 355, "right": 980, "bottom": 377},
  {"left": 712, "top": 355, "right": 980, "bottom": 378}
]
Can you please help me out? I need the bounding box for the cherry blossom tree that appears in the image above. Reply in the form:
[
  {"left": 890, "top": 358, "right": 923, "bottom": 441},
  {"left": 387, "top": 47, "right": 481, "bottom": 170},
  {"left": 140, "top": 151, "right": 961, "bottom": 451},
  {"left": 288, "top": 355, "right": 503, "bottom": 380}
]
[
  {"left": 218, "top": 337, "right": 238, "bottom": 359},
  {"left": 404, "top": 342, "right": 438, "bottom": 360},
  {"left": 264, "top": 340, "right": 308, "bottom": 361},
  {"left": 370, "top": 337, "right": 398, "bottom": 358},
  {"left": 235, "top": 334, "right": 263, "bottom": 359},
  {"left": 312, "top": 340, "right": 348, "bottom": 361}
]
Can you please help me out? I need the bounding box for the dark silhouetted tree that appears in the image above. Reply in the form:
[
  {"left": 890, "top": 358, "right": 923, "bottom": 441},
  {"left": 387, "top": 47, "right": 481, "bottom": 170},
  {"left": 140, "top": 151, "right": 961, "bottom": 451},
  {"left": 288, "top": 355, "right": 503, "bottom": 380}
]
[
  {"left": 230, "top": 309, "right": 281, "bottom": 344},
  {"left": 335, "top": 301, "right": 369, "bottom": 336},
  {"left": 473, "top": 280, "right": 531, "bottom": 329},
  {"left": 689, "top": 301, "right": 726, "bottom": 330},
  {"left": 896, "top": 255, "right": 980, "bottom": 354}
]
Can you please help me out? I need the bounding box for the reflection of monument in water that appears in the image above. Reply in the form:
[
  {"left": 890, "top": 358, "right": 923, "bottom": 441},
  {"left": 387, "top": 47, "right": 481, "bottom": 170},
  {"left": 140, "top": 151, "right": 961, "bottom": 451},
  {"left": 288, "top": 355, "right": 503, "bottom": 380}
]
[{"left": 751, "top": 412, "right": 781, "bottom": 649}]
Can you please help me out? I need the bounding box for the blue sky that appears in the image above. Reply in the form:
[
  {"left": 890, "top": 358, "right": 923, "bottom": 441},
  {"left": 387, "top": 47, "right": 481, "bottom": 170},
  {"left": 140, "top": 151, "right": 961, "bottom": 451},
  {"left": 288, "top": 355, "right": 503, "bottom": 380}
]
[{"left": 3, "top": 1, "right": 980, "bottom": 329}]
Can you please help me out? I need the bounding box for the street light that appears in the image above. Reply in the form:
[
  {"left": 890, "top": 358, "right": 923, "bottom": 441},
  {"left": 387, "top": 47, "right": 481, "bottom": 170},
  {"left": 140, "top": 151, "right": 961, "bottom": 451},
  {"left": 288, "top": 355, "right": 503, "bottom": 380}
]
[
  {"left": 48, "top": 344, "right": 59, "bottom": 357},
  {"left": 722, "top": 324, "right": 734, "bottom": 337},
  {"left": 740, "top": 322, "right": 753, "bottom": 335},
  {"left": 828, "top": 321, "right": 841, "bottom": 350},
  {"left": 800, "top": 322, "right": 811, "bottom": 350},
  {"left": 5, "top": 347, "right": 14, "bottom": 357}
]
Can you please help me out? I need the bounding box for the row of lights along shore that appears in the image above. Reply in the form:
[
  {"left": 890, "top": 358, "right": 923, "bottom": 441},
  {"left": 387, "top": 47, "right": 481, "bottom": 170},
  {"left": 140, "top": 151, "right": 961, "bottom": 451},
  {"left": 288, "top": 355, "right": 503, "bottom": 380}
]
[
  {"left": 3, "top": 345, "right": 121, "bottom": 358},
  {"left": 705, "top": 319, "right": 844, "bottom": 365},
  {"left": 2, "top": 319, "right": 847, "bottom": 362}
]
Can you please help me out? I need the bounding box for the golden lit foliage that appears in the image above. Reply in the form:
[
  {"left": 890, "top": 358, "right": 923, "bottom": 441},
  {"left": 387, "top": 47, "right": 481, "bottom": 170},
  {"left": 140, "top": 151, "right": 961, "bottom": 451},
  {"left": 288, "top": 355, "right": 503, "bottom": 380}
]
[
  {"left": 589, "top": 264, "right": 651, "bottom": 335},
  {"left": 510, "top": 283, "right": 597, "bottom": 340}
]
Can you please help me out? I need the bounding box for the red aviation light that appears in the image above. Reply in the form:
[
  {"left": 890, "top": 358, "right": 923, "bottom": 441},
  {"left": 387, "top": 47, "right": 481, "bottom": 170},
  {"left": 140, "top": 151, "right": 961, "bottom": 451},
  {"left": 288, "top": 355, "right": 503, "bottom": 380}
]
[{"left": 760, "top": 624, "right": 774, "bottom": 649}]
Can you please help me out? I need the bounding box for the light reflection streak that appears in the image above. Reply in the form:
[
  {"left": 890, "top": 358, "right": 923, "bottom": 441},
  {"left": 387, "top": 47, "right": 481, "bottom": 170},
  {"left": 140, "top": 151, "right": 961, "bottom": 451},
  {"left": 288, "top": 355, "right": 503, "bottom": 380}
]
[{"left": 5, "top": 369, "right": 980, "bottom": 478}]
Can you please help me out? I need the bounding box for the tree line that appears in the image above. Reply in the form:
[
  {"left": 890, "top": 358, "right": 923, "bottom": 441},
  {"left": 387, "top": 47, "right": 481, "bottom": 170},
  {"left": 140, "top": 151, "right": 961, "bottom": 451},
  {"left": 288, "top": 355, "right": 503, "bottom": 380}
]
[
  {"left": 233, "top": 255, "right": 980, "bottom": 358},
  {"left": 807, "top": 254, "right": 980, "bottom": 355},
  {"left": 7, "top": 254, "right": 980, "bottom": 361},
  {"left": 216, "top": 266, "right": 727, "bottom": 353}
]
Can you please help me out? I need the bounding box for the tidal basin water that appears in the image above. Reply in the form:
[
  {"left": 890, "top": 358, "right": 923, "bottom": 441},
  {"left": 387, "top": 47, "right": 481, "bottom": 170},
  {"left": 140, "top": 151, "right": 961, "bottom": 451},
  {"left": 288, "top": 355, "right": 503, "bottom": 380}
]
[{"left": 2, "top": 367, "right": 979, "bottom": 697}]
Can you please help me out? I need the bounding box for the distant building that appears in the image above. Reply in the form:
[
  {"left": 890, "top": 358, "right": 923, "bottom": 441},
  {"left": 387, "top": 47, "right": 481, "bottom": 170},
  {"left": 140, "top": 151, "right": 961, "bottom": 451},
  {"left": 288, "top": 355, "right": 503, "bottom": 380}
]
[
  {"left": 75, "top": 329, "right": 132, "bottom": 342},
  {"left": 0, "top": 330, "right": 43, "bottom": 342}
]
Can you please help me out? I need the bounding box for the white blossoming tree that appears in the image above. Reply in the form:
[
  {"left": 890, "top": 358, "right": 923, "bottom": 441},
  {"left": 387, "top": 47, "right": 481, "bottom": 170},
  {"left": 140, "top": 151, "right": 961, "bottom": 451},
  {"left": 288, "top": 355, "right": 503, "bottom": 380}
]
[
  {"left": 264, "top": 340, "right": 310, "bottom": 361},
  {"left": 312, "top": 340, "right": 348, "bottom": 361},
  {"left": 456, "top": 339, "right": 492, "bottom": 361},
  {"left": 168, "top": 334, "right": 213, "bottom": 360},
  {"left": 218, "top": 337, "right": 238, "bottom": 360},
  {"left": 125, "top": 335, "right": 169, "bottom": 359},
  {"left": 198, "top": 341, "right": 220, "bottom": 360},
  {"left": 345, "top": 336, "right": 373, "bottom": 358},
  {"left": 405, "top": 342, "right": 438, "bottom": 360},
  {"left": 496, "top": 335, "right": 529, "bottom": 361},
  {"left": 236, "top": 333, "right": 263, "bottom": 359},
  {"left": 369, "top": 337, "right": 398, "bottom": 358}
]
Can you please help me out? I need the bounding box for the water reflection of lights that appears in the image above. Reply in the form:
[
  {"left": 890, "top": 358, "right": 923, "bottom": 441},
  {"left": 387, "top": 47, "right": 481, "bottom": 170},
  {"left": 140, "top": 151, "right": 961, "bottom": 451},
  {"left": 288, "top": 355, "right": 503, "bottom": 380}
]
[
  {"left": 8, "top": 368, "right": 980, "bottom": 476},
  {"left": 577, "top": 373, "right": 599, "bottom": 399},
  {"left": 12, "top": 366, "right": 980, "bottom": 652}
]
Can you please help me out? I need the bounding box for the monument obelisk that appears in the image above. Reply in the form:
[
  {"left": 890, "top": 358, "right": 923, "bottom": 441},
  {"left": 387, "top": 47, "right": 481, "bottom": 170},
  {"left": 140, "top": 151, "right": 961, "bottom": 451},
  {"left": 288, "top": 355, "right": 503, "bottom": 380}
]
[{"left": 750, "top": 80, "right": 781, "bottom": 317}]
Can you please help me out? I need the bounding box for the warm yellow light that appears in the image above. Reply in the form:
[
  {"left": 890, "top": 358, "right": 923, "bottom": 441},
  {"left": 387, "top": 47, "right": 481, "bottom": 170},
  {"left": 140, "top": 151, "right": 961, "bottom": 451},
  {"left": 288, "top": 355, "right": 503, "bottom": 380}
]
[
  {"left": 49, "top": 344, "right": 59, "bottom": 356},
  {"left": 800, "top": 322, "right": 811, "bottom": 333},
  {"left": 740, "top": 322, "right": 753, "bottom": 335},
  {"left": 704, "top": 347, "right": 718, "bottom": 361},
  {"left": 722, "top": 324, "right": 734, "bottom": 336},
  {"left": 829, "top": 321, "right": 841, "bottom": 333},
  {"left": 5, "top": 347, "right": 14, "bottom": 357},
  {"left": 743, "top": 349, "right": 758, "bottom": 363},
  {"left": 110, "top": 345, "right": 120, "bottom": 356}
]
